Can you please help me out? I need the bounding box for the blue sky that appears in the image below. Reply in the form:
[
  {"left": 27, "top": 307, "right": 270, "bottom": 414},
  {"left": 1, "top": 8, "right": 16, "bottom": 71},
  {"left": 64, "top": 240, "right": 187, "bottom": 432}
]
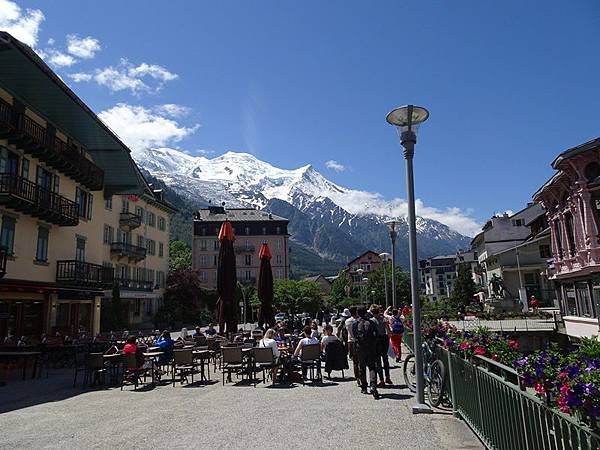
[{"left": 2, "top": 1, "right": 600, "bottom": 235}]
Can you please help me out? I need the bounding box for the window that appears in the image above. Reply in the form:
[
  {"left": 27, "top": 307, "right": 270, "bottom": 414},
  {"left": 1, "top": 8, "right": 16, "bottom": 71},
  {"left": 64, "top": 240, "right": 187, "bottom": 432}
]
[
  {"left": 122, "top": 198, "right": 129, "bottom": 213},
  {"left": 276, "top": 255, "right": 282, "bottom": 264},
  {"left": 200, "top": 255, "right": 207, "bottom": 266},
  {"left": 199, "top": 271, "right": 207, "bottom": 282},
  {"left": 147, "top": 269, "right": 155, "bottom": 286},
  {"left": 565, "top": 213, "right": 576, "bottom": 257},
  {"left": 539, "top": 244, "right": 552, "bottom": 259},
  {"left": 276, "top": 240, "right": 281, "bottom": 250},
  {"left": 0, "top": 147, "right": 19, "bottom": 174},
  {"left": 146, "top": 239, "right": 156, "bottom": 255},
  {"left": 76, "top": 237, "right": 86, "bottom": 262},
  {"left": 103, "top": 225, "right": 114, "bottom": 245},
  {"left": 35, "top": 226, "right": 49, "bottom": 262},
  {"left": 104, "top": 196, "right": 112, "bottom": 210},
  {"left": 135, "top": 206, "right": 145, "bottom": 224},
  {"left": 245, "top": 255, "right": 252, "bottom": 266},
  {"left": 145, "top": 299, "right": 153, "bottom": 315},
  {"left": 134, "top": 299, "right": 141, "bottom": 317},
  {"left": 158, "top": 216, "right": 166, "bottom": 231},
  {"left": 157, "top": 271, "right": 166, "bottom": 288},
  {"left": 214, "top": 240, "right": 219, "bottom": 250},
  {"left": 0, "top": 216, "right": 15, "bottom": 256},
  {"left": 276, "top": 226, "right": 281, "bottom": 235},
  {"left": 21, "top": 158, "right": 29, "bottom": 179},
  {"left": 245, "top": 270, "right": 252, "bottom": 281},
  {"left": 75, "top": 187, "right": 93, "bottom": 219},
  {"left": 554, "top": 220, "right": 563, "bottom": 258},
  {"left": 200, "top": 239, "right": 207, "bottom": 251},
  {"left": 245, "top": 240, "right": 251, "bottom": 250},
  {"left": 213, "top": 255, "right": 217, "bottom": 266},
  {"left": 159, "top": 242, "right": 164, "bottom": 257},
  {"left": 512, "top": 219, "right": 524, "bottom": 227},
  {"left": 262, "top": 227, "right": 267, "bottom": 235},
  {"left": 137, "top": 235, "right": 145, "bottom": 249},
  {"left": 245, "top": 227, "right": 250, "bottom": 236},
  {"left": 147, "top": 211, "right": 156, "bottom": 227}
]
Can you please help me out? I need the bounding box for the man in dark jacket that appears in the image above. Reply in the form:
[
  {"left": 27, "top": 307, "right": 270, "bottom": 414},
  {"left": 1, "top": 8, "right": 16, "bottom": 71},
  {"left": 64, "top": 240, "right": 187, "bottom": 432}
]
[{"left": 354, "top": 305, "right": 380, "bottom": 399}]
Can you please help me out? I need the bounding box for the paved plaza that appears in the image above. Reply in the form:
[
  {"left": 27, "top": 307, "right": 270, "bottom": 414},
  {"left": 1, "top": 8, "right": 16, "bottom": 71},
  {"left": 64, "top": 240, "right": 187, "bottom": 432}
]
[{"left": 0, "top": 360, "right": 482, "bottom": 450}]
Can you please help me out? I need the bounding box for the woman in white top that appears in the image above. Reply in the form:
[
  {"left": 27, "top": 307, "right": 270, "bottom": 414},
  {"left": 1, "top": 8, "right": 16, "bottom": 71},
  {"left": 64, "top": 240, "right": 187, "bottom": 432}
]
[
  {"left": 259, "top": 328, "right": 280, "bottom": 359},
  {"left": 320, "top": 324, "right": 339, "bottom": 353},
  {"left": 310, "top": 321, "right": 320, "bottom": 339}
]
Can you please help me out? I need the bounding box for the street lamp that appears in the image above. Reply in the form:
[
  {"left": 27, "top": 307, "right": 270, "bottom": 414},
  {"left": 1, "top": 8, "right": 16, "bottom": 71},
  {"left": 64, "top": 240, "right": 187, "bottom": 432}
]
[
  {"left": 385, "top": 220, "right": 399, "bottom": 308},
  {"left": 386, "top": 104, "right": 431, "bottom": 414},
  {"left": 379, "top": 252, "right": 390, "bottom": 308}
]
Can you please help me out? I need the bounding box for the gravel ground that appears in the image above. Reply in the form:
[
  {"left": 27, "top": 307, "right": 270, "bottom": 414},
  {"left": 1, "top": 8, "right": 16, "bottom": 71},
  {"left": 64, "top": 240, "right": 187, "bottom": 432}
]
[{"left": 0, "top": 359, "right": 483, "bottom": 450}]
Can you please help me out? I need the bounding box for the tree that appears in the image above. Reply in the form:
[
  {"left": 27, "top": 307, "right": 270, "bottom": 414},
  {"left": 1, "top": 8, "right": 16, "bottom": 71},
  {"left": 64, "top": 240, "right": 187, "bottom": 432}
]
[
  {"left": 365, "top": 265, "right": 412, "bottom": 308},
  {"left": 328, "top": 271, "right": 360, "bottom": 309},
  {"left": 273, "top": 279, "right": 325, "bottom": 315},
  {"left": 102, "top": 283, "right": 126, "bottom": 331},
  {"left": 450, "top": 263, "right": 476, "bottom": 310},
  {"left": 157, "top": 268, "right": 203, "bottom": 325},
  {"left": 169, "top": 240, "right": 192, "bottom": 272}
]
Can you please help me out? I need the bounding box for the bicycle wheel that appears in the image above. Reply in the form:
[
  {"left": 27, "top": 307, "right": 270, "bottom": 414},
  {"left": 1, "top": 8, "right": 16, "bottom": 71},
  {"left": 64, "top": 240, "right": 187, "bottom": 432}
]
[
  {"left": 428, "top": 359, "right": 446, "bottom": 407},
  {"left": 403, "top": 353, "right": 417, "bottom": 393}
]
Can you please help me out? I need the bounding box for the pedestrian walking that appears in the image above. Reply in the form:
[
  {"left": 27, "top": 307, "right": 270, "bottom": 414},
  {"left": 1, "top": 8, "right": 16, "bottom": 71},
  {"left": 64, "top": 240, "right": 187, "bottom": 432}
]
[
  {"left": 354, "top": 305, "right": 380, "bottom": 399},
  {"left": 344, "top": 306, "right": 360, "bottom": 385},
  {"left": 385, "top": 306, "right": 404, "bottom": 363},
  {"left": 371, "top": 305, "right": 392, "bottom": 386}
]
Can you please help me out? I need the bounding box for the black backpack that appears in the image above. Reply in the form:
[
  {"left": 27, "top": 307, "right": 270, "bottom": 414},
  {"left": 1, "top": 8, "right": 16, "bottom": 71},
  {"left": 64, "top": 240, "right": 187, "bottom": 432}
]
[{"left": 354, "top": 318, "right": 377, "bottom": 346}]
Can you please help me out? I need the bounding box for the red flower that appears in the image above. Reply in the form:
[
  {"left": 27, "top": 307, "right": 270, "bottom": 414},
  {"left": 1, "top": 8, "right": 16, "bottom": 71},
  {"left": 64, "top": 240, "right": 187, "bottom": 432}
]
[
  {"left": 459, "top": 341, "right": 471, "bottom": 350},
  {"left": 508, "top": 340, "right": 519, "bottom": 350},
  {"left": 474, "top": 345, "right": 486, "bottom": 356},
  {"left": 534, "top": 383, "right": 546, "bottom": 394},
  {"left": 491, "top": 354, "right": 499, "bottom": 361}
]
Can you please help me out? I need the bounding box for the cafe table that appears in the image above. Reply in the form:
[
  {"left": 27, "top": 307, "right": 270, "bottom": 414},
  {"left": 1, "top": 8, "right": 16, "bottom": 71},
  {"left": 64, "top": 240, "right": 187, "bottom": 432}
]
[
  {"left": 142, "top": 351, "right": 164, "bottom": 384},
  {"left": 192, "top": 350, "right": 211, "bottom": 381}
]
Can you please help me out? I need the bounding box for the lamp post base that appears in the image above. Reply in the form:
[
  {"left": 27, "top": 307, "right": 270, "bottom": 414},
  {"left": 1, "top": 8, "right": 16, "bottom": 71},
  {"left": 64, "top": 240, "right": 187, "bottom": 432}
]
[{"left": 412, "top": 403, "right": 433, "bottom": 414}]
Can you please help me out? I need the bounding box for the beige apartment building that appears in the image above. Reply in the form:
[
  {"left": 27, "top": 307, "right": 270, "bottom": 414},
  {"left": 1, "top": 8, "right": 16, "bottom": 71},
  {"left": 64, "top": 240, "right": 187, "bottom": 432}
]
[
  {"left": 0, "top": 32, "right": 175, "bottom": 339},
  {"left": 192, "top": 206, "right": 290, "bottom": 289}
]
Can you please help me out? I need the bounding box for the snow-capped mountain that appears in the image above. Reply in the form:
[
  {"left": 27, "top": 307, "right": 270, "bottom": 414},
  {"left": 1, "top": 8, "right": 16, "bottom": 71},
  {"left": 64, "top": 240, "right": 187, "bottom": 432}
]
[{"left": 134, "top": 147, "right": 472, "bottom": 274}]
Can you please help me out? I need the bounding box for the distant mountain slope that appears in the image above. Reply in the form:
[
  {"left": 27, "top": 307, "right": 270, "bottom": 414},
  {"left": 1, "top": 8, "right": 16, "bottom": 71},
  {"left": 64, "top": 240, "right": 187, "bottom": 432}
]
[{"left": 137, "top": 149, "right": 472, "bottom": 273}]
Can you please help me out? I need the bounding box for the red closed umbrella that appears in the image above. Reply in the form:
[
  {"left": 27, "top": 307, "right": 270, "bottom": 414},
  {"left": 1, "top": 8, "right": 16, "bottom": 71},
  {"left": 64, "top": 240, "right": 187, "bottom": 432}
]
[
  {"left": 217, "top": 221, "right": 237, "bottom": 335},
  {"left": 257, "top": 243, "right": 274, "bottom": 328}
]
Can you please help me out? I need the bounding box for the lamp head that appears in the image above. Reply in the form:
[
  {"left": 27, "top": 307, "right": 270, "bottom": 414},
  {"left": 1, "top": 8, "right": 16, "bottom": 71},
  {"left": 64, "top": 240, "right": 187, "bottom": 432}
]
[
  {"left": 386, "top": 105, "right": 429, "bottom": 132},
  {"left": 379, "top": 252, "right": 390, "bottom": 261}
]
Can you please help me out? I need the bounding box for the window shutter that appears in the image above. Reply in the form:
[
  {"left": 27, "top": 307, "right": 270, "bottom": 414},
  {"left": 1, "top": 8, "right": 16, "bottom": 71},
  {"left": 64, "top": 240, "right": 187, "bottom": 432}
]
[
  {"left": 87, "top": 193, "right": 93, "bottom": 219},
  {"left": 53, "top": 174, "right": 59, "bottom": 193},
  {"left": 75, "top": 187, "right": 81, "bottom": 216}
]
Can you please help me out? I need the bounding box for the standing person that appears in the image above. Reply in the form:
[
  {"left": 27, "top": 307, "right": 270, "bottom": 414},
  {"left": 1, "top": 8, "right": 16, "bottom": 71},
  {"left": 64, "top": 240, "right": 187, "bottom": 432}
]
[
  {"left": 336, "top": 308, "right": 351, "bottom": 354},
  {"left": 371, "top": 306, "right": 392, "bottom": 386},
  {"left": 385, "top": 306, "right": 404, "bottom": 363},
  {"left": 344, "top": 306, "right": 360, "bottom": 385},
  {"left": 354, "top": 305, "right": 380, "bottom": 399}
]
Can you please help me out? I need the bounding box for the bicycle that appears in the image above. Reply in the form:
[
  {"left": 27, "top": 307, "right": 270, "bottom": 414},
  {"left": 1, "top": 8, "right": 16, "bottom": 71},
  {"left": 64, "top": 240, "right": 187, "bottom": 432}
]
[{"left": 402, "top": 338, "right": 446, "bottom": 407}]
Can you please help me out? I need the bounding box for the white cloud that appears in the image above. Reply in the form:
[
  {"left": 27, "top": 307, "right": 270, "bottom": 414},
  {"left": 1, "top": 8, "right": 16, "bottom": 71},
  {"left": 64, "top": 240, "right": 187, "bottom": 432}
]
[
  {"left": 46, "top": 48, "right": 76, "bottom": 67},
  {"left": 70, "top": 58, "right": 178, "bottom": 94},
  {"left": 156, "top": 104, "right": 191, "bottom": 118},
  {"left": 325, "top": 160, "right": 346, "bottom": 172},
  {"left": 68, "top": 72, "right": 92, "bottom": 82},
  {"left": 66, "top": 34, "right": 100, "bottom": 59},
  {"left": 98, "top": 103, "right": 198, "bottom": 153},
  {"left": 47, "top": 37, "right": 54, "bottom": 45},
  {"left": 0, "top": 0, "right": 45, "bottom": 46}
]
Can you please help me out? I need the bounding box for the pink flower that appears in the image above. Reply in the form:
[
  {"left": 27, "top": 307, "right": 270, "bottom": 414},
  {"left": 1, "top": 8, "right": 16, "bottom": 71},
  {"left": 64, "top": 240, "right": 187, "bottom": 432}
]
[
  {"left": 491, "top": 354, "right": 499, "bottom": 361},
  {"left": 459, "top": 341, "right": 471, "bottom": 350},
  {"left": 560, "top": 383, "right": 570, "bottom": 395},
  {"left": 558, "top": 372, "right": 568, "bottom": 380},
  {"left": 535, "top": 383, "right": 546, "bottom": 394},
  {"left": 508, "top": 340, "right": 519, "bottom": 350},
  {"left": 474, "top": 346, "right": 486, "bottom": 356}
]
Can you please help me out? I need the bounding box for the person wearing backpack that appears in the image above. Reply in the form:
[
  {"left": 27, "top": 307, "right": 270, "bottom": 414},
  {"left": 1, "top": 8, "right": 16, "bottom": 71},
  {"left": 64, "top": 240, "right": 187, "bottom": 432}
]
[
  {"left": 371, "top": 305, "right": 392, "bottom": 386},
  {"left": 385, "top": 306, "right": 404, "bottom": 363},
  {"left": 354, "top": 305, "right": 380, "bottom": 399}
]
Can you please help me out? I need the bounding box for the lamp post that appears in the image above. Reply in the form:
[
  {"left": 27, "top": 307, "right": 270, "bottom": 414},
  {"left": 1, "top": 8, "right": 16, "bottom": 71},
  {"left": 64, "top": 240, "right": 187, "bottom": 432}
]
[
  {"left": 385, "top": 220, "right": 399, "bottom": 308},
  {"left": 386, "top": 104, "right": 431, "bottom": 414},
  {"left": 379, "top": 252, "right": 390, "bottom": 308}
]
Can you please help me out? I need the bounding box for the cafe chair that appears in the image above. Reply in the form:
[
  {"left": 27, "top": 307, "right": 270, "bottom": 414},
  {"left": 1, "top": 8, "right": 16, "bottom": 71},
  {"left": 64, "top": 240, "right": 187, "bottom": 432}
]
[
  {"left": 172, "top": 349, "right": 198, "bottom": 386},
  {"left": 299, "top": 343, "right": 322, "bottom": 384},
  {"left": 324, "top": 340, "right": 348, "bottom": 379},
  {"left": 253, "top": 347, "right": 281, "bottom": 385},
  {"left": 121, "top": 353, "right": 148, "bottom": 391},
  {"left": 221, "top": 346, "right": 244, "bottom": 385}
]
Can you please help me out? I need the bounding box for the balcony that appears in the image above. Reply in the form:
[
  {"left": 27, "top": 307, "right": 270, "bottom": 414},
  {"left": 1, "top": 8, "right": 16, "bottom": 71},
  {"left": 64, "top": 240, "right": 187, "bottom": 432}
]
[
  {"left": 234, "top": 245, "right": 256, "bottom": 254},
  {"left": 0, "top": 173, "right": 79, "bottom": 226},
  {"left": 115, "top": 277, "right": 154, "bottom": 291},
  {"left": 56, "top": 260, "right": 114, "bottom": 288},
  {"left": 237, "top": 277, "right": 257, "bottom": 284},
  {"left": 119, "top": 212, "right": 142, "bottom": 231},
  {"left": 110, "top": 242, "right": 146, "bottom": 262},
  {"left": 0, "top": 98, "right": 104, "bottom": 191}
]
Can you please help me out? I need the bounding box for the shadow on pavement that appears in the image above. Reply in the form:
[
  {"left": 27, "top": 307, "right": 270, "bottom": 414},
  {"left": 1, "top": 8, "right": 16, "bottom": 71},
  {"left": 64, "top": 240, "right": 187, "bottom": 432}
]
[{"left": 379, "top": 392, "right": 413, "bottom": 401}]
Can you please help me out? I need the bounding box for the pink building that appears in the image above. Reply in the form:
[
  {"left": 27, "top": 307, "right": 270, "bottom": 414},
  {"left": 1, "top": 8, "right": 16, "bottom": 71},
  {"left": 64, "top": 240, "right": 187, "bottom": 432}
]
[
  {"left": 347, "top": 251, "right": 382, "bottom": 286},
  {"left": 533, "top": 137, "right": 600, "bottom": 338}
]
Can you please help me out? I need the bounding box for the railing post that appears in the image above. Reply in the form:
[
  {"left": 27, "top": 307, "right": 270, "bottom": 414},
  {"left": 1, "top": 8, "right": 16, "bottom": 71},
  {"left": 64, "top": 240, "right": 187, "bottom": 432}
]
[
  {"left": 446, "top": 350, "right": 460, "bottom": 418},
  {"left": 519, "top": 391, "right": 531, "bottom": 450}
]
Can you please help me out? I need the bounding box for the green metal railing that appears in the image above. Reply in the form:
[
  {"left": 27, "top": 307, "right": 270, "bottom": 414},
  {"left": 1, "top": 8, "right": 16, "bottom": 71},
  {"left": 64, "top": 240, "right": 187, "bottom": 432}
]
[{"left": 404, "top": 332, "right": 600, "bottom": 449}]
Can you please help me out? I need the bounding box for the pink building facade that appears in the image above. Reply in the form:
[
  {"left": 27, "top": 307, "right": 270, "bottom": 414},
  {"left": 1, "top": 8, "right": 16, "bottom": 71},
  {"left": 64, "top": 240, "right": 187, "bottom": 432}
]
[{"left": 534, "top": 137, "right": 600, "bottom": 338}]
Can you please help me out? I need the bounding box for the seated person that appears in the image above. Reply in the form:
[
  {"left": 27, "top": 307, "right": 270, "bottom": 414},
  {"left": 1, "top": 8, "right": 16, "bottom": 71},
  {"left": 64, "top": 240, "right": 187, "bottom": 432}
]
[
  {"left": 123, "top": 335, "right": 145, "bottom": 367},
  {"left": 310, "top": 321, "right": 320, "bottom": 339},
  {"left": 293, "top": 326, "right": 319, "bottom": 358},
  {"left": 274, "top": 328, "right": 287, "bottom": 343},
  {"left": 320, "top": 324, "right": 339, "bottom": 354},
  {"left": 180, "top": 328, "right": 194, "bottom": 343},
  {"left": 204, "top": 323, "right": 217, "bottom": 336},
  {"left": 194, "top": 326, "right": 205, "bottom": 337},
  {"left": 258, "top": 329, "right": 280, "bottom": 359},
  {"left": 154, "top": 330, "right": 175, "bottom": 363}
]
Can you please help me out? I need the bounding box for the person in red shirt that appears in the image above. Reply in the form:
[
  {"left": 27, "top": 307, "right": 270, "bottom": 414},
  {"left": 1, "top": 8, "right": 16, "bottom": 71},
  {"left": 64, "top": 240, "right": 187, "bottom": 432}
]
[
  {"left": 529, "top": 295, "right": 539, "bottom": 312},
  {"left": 123, "top": 336, "right": 144, "bottom": 367}
]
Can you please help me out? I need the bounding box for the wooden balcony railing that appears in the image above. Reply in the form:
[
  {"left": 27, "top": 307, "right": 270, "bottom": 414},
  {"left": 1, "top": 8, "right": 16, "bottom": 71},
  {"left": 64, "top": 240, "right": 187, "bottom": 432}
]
[
  {"left": 0, "top": 97, "right": 104, "bottom": 191},
  {"left": 110, "top": 242, "right": 147, "bottom": 262},
  {"left": 56, "top": 260, "right": 114, "bottom": 288},
  {"left": 0, "top": 173, "right": 79, "bottom": 226}
]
